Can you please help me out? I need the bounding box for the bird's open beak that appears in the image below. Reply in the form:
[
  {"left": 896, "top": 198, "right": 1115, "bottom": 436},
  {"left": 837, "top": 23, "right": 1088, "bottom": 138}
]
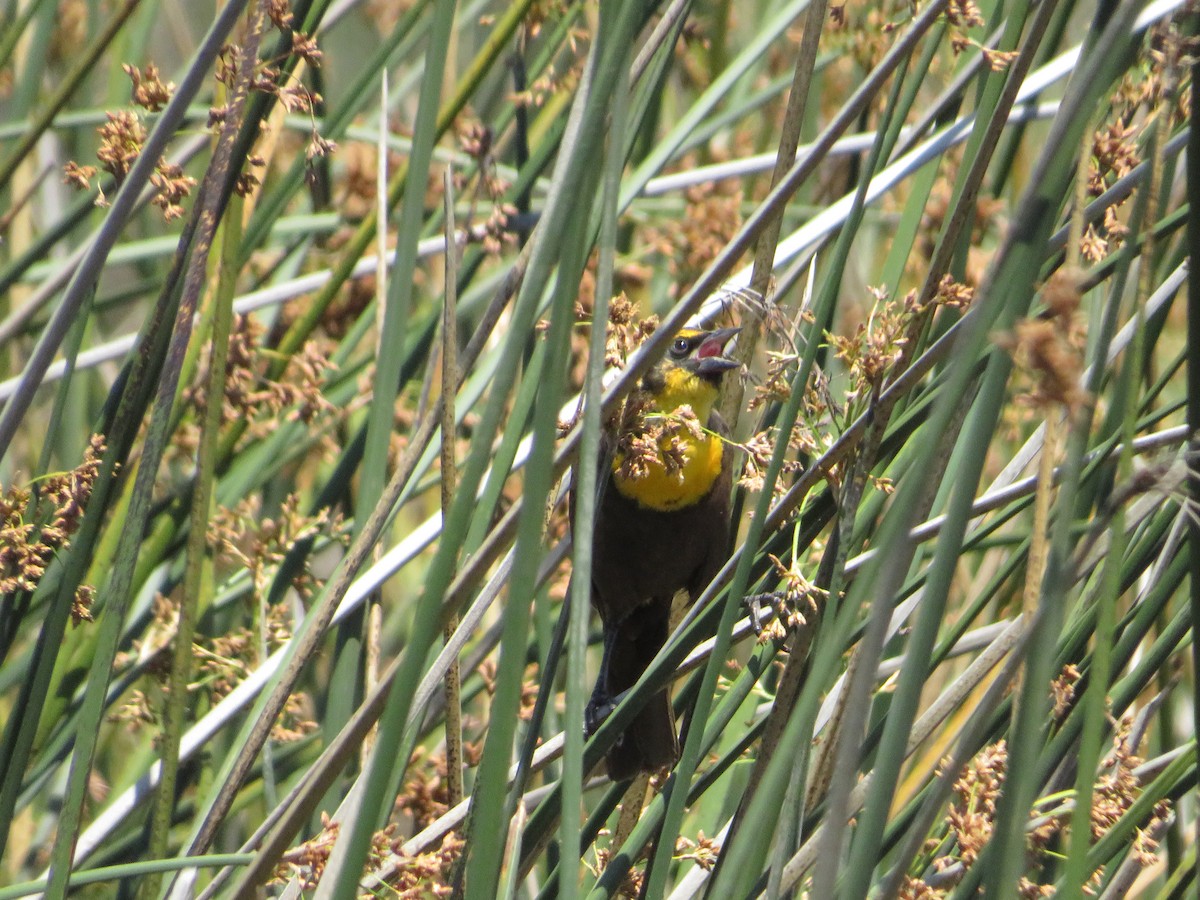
[{"left": 695, "top": 327, "right": 741, "bottom": 375}]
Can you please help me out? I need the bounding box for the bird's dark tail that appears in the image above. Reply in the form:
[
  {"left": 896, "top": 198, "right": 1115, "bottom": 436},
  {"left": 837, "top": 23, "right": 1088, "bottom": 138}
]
[{"left": 590, "top": 601, "right": 678, "bottom": 782}]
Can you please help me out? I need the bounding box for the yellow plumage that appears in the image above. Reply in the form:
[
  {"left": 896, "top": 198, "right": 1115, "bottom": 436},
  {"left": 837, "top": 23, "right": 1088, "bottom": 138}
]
[
  {"left": 611, "top": 363, "right": 726, "bottom": 510},
  {"left": 574, "top": 324, "right": 740, "bottom": 780}
]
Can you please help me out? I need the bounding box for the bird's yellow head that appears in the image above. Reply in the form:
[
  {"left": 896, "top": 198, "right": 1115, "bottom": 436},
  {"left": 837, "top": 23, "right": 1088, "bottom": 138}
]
[
  {"left": 640, "top": 326, "right": 741, "bottom": 420},
  {"left": 610, "top": 327, "right": 740, "bottom": 511}
]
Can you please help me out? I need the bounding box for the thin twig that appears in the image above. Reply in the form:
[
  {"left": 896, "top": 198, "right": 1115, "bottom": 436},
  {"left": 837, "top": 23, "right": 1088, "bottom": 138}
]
[{"left": 441, "top": 167, "right": 464, "bottom": 808}]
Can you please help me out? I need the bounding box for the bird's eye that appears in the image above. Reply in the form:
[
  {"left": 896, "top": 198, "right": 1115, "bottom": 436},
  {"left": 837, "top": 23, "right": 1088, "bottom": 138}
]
[{"left": 670, "top": 337, "right": 690, "bottom": 357}]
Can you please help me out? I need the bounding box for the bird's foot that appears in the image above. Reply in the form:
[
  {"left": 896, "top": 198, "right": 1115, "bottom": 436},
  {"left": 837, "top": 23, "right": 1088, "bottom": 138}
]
[
  {"left": 585, "top": 694, "right": 618, "bottom": 736},
  {"left": 743, "top": 591, "right": 780, "bottom": 636}
]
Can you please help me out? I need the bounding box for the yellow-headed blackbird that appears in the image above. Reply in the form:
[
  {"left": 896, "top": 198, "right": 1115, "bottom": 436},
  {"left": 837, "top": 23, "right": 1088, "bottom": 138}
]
[{"left": 574, "top": 326, "right": 740, "bottom": 781}]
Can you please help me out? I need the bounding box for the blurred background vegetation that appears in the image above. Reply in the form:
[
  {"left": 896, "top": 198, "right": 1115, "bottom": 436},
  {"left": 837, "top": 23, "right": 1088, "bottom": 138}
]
[{"left": 0, "top": 0, "right": 1196, "bottom": 897}]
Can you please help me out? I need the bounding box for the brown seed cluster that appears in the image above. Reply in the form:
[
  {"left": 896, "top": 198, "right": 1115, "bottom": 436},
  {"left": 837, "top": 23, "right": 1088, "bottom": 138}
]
[
  {"left": 452, "top": 116, "right": 519, "bottom": 256},
  {"left": 272, "top": 812, "right": 340, "bottom": 891},
  {"left": 1081, "top": 122, "right": 1139, "bottom": 262},
  {"left": 603, "top": 293, "right": 660, "bottom": 371},
  {"left": 111, "top": 490, "right": 334, "bottom": 739},
  {"left": 62, "top": 67, "right": 198, "bottom": 220},
  {"left": 741, "top": 280, "right": 968, "bottom": 503},
  {"left": 150, "top": 160, "right": 198, "bottom": 222},
  {"left": 1050, "top": 663, "right": 1081, "bottom": 721},
  {"left": 668, "top": 181, "right": 745, "bottom": 292},
  {"left": 207, "top": 492, "right": 348, "bottom": 600},
  {"left": 273, "top": 813, "right": 463, "bottom": 895},
  {"left": 395, "top": 748, "right": 452, "bottom": 830},
  {"left": 899, "top": 874, "right": 944, "bottom": 899},
  {"left": 827, "top": 288, "right": 911, "bottom": 399},
  {"left": 943, "top": 740, "right": 1007, "bottom": 870},
  {"left": 0, "top": 434, "right": 105, "bottom": 604},
  {"left": 613, "top": 396, "right": 706, "bottom": 484},
  {"left": 47, "top": 0, "right": 87, "bottom": 65},
  {"left": 331, "top": 141, "right": 381, "bottom": 221},
  {"left": 592, "top": 841, "right": 645, "bottom": 899},
  {"left": 395, "top": 743, "right": 479, "bottom": 830},
  {"left": 208, "top": 1, "right": 333, "bottom": 187},
  {"left": 509, "top": 13, "right": 588, "bottom": 109},
  {"left": 674, "top": 831, "right": 720, "bottom": 870},
  {"left": 477, "top": 658, "right": 541, "bottom": 721},
  {"left": 95, "top": 110, "right": 147, "bottom": 182},
  {"left": 907, "top": 715, "right": 1173, "bottom": 895},
  {"left": 1001, "top": 268, "right": 1089, "bottom": 416},
  {"left": 942, "top": 0, "right": 1019, "bottom": 71},
  {"left": 198, "top": 492, "right": 343, "bottom": 742},
  {"left": 741, "top": 361, "right": 831, "bottom": 504},
  {"left": 522, "top": 0, "right": 571, "bottom": 38},
  {"left": 753, "top": 552, "right": 827, "bottom": 643},
  {"left": 383, "top": 831, "right": 463, "bottom": 898},
  {"left": 184, "top": 314, "right": 341, "bottom": 451},
  {"left": 824, "top": 0, "right": 917, "bottom": 75},
  {"left": 123, "top": 62, "right": 173, "bottom": 111},
  {"left": 1078, "top": 16, "right": 1197, "bottom": 261},
  {"left": 735, "top": 429, "right": 788, "bottom": 496}
]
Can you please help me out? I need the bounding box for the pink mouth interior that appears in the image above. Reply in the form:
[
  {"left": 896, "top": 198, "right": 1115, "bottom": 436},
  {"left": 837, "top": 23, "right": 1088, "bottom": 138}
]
[{"left": 697, "top": 337, "right": 727, "bottom": 359}]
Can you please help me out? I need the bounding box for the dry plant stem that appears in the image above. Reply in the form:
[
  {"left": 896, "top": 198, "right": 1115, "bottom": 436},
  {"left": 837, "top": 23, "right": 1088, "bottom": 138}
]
[
  {"left": 363, "top": 70, "right": 392, "bottom": 763},
  {"left": 630, "top": 0, "right": 689, "bottom": 84},
  {"left": 843, "top": 621, "right": 1033, "bottom": 899},
  {"left": 364, "top": 600, "right": 382, "bottom": 757},
  {"left": 805, "top": 400, "right": 890, "bottom": 809},
  {"left": 720, "top": 0, "right": 828, "bottom": 430},
  {"left": 47, "top": 4, "right": 268, "bottom": 895},
  {"left": 213, "top": 539, "right": 567, "bottom": 899},
  {"left": 204, "top": 242, "right": 538, "bottom": 893},
  {"left": 185, "top": 231, "right": 533, "bottom": 862},
  {"left": 912, "top": 0, "right": 1059, "bottom": 313},
  {"left": 499, "top": 801, "right": 528, "bottom": 895},
  {"left": 442, "top": 168, "right": 464, "bottom": 808},
  {"left": 613, "top": 774, "right": 650, "bottom": 858},
  {"left": 0, "top": 161, "right": 51, "bottom": 235},
  {"left": 0, "top": 0, "right": 250, "bottom": 460},
  {"left": 142, "top": 203, "right": 241, "bottom": 899},
  {"left": 1011, "top": 105, "right": 1092, "bottom": 710},
  {"left": 1096, "top": 812, "right": 1173, "bottom": 900},
  {"left": 1015, "top": 383, "right": 1059, "bottom": 708}
]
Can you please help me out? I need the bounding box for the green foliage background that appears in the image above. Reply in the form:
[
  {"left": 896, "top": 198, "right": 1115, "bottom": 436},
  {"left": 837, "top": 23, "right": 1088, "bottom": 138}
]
[{"left": 0, "top": 0, "right": 1196, "bottom": 897}]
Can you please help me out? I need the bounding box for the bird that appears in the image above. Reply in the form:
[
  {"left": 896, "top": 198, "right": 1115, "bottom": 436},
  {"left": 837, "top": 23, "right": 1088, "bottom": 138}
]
[{"left": 573, "top": 325, "right": 740, "bottom": 781}]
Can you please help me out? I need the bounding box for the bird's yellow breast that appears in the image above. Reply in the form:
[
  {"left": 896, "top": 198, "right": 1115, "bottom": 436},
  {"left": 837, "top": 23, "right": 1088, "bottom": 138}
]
[
  {"left": 611, "top": 366, "right": 725, "bottom": 511},
  {"left": 612, "top": 430, "right": 724, "bottom": 510}
]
